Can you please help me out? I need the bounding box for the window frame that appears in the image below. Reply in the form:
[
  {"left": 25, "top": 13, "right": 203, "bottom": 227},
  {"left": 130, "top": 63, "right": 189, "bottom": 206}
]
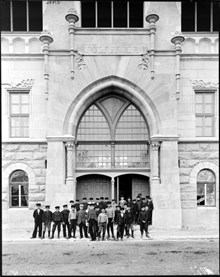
[
  {"left": 9, "top": 170, "right": 29, "bottom": 208},
  {"left": 195, "top": 91, "right": 215, "bottom": 137},
  {"left": 80, "top": 0, "right": 144, "bottom": 28},
  {"left": 197, "top": 177, "right": 216, "bottom": 208},
  {"left": 9, "top": 91, "right": 30, "bottom": 138}
]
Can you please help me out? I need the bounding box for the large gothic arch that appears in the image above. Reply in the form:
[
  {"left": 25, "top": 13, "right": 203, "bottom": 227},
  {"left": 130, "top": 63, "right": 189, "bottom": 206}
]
[{"left": 63, "top": 75, "right": 162, "bottom": 137}]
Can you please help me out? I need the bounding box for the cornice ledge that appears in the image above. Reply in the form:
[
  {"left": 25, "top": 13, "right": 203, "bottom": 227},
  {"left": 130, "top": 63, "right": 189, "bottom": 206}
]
[
  {"left": 46, "top": 135, "right": 76, "bottom": 142},
  {"left": 150, "top": 134, "right": 179, "bottom": 142},
  {"left": 178, "top": 137, "right": 219, "bottom": 143}
]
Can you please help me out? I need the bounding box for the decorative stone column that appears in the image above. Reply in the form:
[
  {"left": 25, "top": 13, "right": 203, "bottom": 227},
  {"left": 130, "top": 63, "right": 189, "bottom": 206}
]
[
  {"left": 65, "top": 141, "right": 75, "bottom": 181},
  {"left": 65, "top": 8, "right": 79, "bottom": 79},
  {"left": 145, "top": 12, "right": 159, "bottom": 80},
  {"left": 39, "top": 30, "right": 53, "bottom": 100},
  {"left": 150, "top": 141, "right": 160, "bottom": 183},
  {"left": 111, "top": 177, "right": 115, "bottom": 200},
  {"left": 171, "top": 33, "right": 185, "bottom": 100}
]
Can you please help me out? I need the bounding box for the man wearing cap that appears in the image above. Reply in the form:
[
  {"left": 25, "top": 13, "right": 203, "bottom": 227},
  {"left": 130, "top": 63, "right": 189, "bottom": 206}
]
[
  {"left": 126, "top": 197, "right": 132, "bottom": 207},
  {"left": 116, "top": 207, "right": 126, "bottom": 241},
  {"left": 61, "top": 204, "right": 70, "bottom": 239},
  {"left": 51, "top": 206, "right": 63, "bottom": 239},
  {"left": 87, "top": 202, "right": 98, "bottom": 241},
  {"left": 131, "top": 199, "right": 137, "bottom": 225},
  {"left": 76, "top": 204, "right": 88, "bottom": 239},
  {"left": 147, "top": 197, "right": 154, "bottom": 226},
  {"left": 103, "top": 197, "right": 109, "bottom": 209},
  {"left": 31, "top": 203, "right": 44, "bottom": 239},
  {"left": 68, "top": 205, "right": 77, "bottom": 238},
  {"left": 135, "top": 196, "right": 143, "bottom": 224},
  {"left": 99, "top": 197, "right": 104, "bottom": 210},
  {"left": 124, "top": 206, "right": 134, "bottom": 238},
  {"left": 41, "top": 205, "right": 52, "bottom": 239},
  {"left": 82, "top": 197, "right": 88, "bottom": 211},
  {"left": 106, "top": 201, "right": 115, "bottom": 240},
  {"left": 74, "top": 199, "right": 80, "bottom": 211}
]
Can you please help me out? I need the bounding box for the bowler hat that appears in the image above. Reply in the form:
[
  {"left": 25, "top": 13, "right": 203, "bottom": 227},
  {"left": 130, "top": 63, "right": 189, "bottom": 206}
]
[
  {"left": 63, "top": 204, "right": 68, "bottom": 208},
  {"left": 83, "top": 197, "right": 87, "bottom": 200},
  {"left": 45, "top": 205, "right": 50, "bottom": 208},
  {"left": 100, "top": 197, "right": 104, "bottom": 200},
  {"left": 55, "top": 206, "right": 60, "bottom": 209},
  {"left": 89, "top": 197, "right": 93, "bottom": 200},
  {"left": 36, "top": 203, "right": 41, "bottom": 206}
]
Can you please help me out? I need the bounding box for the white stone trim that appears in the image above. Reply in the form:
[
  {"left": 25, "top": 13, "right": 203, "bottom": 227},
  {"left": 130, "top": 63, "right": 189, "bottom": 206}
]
[{"left": 189, "top": 161, "right": 219, "bottom": 209}]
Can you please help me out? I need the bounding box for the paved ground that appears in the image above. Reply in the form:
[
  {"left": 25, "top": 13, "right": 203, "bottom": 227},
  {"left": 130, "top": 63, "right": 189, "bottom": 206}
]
[{"left": 2, "top": 239, "right": 219, "bottom": 275}]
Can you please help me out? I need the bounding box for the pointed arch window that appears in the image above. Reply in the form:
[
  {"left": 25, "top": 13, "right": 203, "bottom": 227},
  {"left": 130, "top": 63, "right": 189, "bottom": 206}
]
[
  {"left": 76, "top": 95, "right": 150, "bottom": 169},
  {"left": 9, "top": 170, "right": 29, "bottom": 208}
]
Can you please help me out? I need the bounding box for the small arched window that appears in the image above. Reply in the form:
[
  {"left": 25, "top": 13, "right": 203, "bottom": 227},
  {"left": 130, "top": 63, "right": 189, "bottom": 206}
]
[
  {"left": 197, "top": 169, "right": 216, "bottom": 207},
  {"left": 10, "top": 170, "right": 29, "bottom": 208}
]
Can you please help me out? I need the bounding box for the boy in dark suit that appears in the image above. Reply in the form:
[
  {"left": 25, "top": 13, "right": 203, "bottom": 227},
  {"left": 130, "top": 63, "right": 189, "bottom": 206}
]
[
  {"left": 41, "top": 205, "right": 52, "bottom": 239},
  {"left": 61, "top": 204, "right": 70, "bottom": 238},
  {"left": 51, "top": 206, "right": 63, "bottom": 239},
  {"left": 147, "top": 197, "right": 154, "bottom": 225},
  {"left": 31, "top": 203, "right": 44, "bottom": 239},
  {"left": 116, "top": 207, "right": 126, "bottom": 241},
  {"left": 87, "top": 202, "right": 98, "bottom": 241},
  {"left": 76, "top": 204, "right": 88, "bottom": 238},
  {"left": 139, "top": 206, "right": 150, "bottom": 238},
  {"left": 82, "top": 197, "right": 88, "bottom": 210},
  {"left": 74, "top": 199, "right": 80, "bottom": 211}
]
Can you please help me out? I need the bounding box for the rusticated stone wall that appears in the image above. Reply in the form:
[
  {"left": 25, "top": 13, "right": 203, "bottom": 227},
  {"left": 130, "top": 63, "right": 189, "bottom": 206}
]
[
  {"left": 178, "top": 142, "right": 219, "bottom": 209},
  {"left": 2, "top": 143, "right": 47, "bottom": 209}
]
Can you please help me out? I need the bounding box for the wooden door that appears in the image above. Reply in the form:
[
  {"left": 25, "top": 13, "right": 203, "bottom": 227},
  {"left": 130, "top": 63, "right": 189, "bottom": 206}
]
[
  {"left": 76, "top": 175, "right": 111, "bottom": 201},
  {"left": 132, "top": 175, "right": 150, "bottom": 199}
]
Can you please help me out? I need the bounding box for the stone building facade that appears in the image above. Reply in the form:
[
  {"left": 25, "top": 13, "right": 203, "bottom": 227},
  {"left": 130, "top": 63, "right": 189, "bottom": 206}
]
[{"left": 1, "top": 1, "right": 219, "bottom": 231}]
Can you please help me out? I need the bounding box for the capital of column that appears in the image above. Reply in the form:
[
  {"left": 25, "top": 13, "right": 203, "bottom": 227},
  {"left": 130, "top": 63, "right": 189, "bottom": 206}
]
[
  {"left": 150, "top": 141, "right": 160, "bottom": 151},
  {"left": 171, "top": 32, "right": 185, "bottom": 53},
  {"left": 39, "top": 29, "right": 53, "bottom": 47},
  {"left": 65, "top": 141, "right": 75, "bottom": 151},
  {"left": 145, "top": 11, "right": 159, "bottom": 32},
  {"left": 65, "top": 8, "right": 79, "bottom": 25}
]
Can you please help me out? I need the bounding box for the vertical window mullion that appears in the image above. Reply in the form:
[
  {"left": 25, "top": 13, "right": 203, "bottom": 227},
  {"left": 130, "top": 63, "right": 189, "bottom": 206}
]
[
  {"left": 10, "top": 0, "right": 13, "bottom": 31},
  {"left": 195, "top": 2, "right": 197, "bottom": 32},
  {"left": 95, "top": 1, "right": 98, "bottom": 28},
  {"left": 204, "top": 183, "right": 207, "bottom": 206},
  {"left": 19, "top": 185, "right": 21, "bottom": 207},
  {"left": 111, "top": 1, "right": 113, "bottom": 28},
  {"left": 210, "top": 1, "right": 213, "bottom": 32},
  {"left": 127, "top": 1, "right": 129, "bottom": 28},
  {"left": 26, "top": 0, "right": 29, "bottom": 31}
]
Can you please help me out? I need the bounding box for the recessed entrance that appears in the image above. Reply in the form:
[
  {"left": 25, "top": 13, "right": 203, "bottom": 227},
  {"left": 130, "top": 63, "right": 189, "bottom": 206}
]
[{"left": 117, "top": 174, "right": 132, "bottom": 200}]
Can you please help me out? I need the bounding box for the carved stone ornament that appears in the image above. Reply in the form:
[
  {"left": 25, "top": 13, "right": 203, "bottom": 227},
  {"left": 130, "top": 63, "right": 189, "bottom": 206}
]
[
  {"left": 75, "top": 53, "right": 87, "bottom": 70},
  {"left": 151, "top": 141, "right": 160, "bottom": 151},
  {"left": 65, "top": 141, "right": 75, "bottom": 150},
  {"left": 138, "top": 53, "right": 149, "bottom": 70},
  {"left": 192, "top": 80, "right": 219, "bottom": 89},
  {"left": 65, "top": 8, "right": 79, "bottom": 23},
  {"left": 9, "top": 79, "right": 34, "bottom": 89},
  {"left": 39, "top": 29, "right": 53, "bottom": 44}
]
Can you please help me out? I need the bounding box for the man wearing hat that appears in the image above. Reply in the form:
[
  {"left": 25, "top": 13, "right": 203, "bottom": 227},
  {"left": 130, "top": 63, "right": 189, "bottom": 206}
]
[
  {"left": 99, "top": 197, "right": 104, "bottom": 210},
  {"left": 69, "top": 200, "right": 74, "bottom": 206},
  {"left": 103, "top": 197, "right": 109, "bottom": 209},
  {"left": 41, "top": 205, "right": 52, "bottom": 239},
  {"left": 74, "top": 199, "right": 80, "bottom": 211},
  {"left": 124, "top": 206, "right": 134, "bottom": 238},
  {"left": 61, "top": 204, "right": 70, "bottom": 238},
  {"left": 131, "top": 199, "right": 137, "bottom": 224},
  {"left": 116, "top": 207, "right": 126, "bottom": 241},
  {"left": 82, "top": 197, "right": 88, "bottom": 211},
  {"left": 51, "top": 206, "right": 63, "bottom": 239},
  {"left": 31, "top": 203, "right": 44, "bottom": 239},
  {"left": 68, "top": 205, "right": 77, "bottom": 238},
  {"left": 147, "top": 197, "right": 154, "bottom": 225},
  {"left": 135, "top": 196, "right": 143, "bottom": 224},
  {"left": 106, "top": 201, "right": 115, "bottom": 239},
  {"left": 76, "top": 204, "right": 88, "bottom": 238},
  {"left": 87, "top": 202, "right": 98, "bottom": 241}
]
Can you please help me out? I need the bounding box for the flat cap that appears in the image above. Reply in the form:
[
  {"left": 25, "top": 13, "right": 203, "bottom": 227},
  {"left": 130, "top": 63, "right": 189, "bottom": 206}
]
[
  {"left": 63, "top": 204, "right": 68, "bottom": 208},
  {"left": 45, "top": 205, "right": 50, "bottom": 208},
  {"left": 36, "top": 203, "right": 41, "bottom": 206},
  {"left": 55, "top": 206, "right": 60, "bottom": 209}
]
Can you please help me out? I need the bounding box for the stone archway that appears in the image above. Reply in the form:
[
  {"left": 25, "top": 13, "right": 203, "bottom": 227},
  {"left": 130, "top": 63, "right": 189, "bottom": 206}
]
[{"left": 63, "top": 75, "right": 162, "bottom": 137}]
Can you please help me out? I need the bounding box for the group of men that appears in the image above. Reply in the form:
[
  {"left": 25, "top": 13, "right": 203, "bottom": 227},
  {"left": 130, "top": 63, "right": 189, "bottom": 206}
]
[{"left": 31, "top": 194, "right": 154, "bottom": 241}]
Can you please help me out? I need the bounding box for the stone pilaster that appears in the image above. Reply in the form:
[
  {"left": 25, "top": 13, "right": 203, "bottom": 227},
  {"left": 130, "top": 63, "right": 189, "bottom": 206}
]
[
  {"left": 150, "top": 140, "right": 160, "bottom": 183},
  {"left": 65, "top": 140, "right": 75, "bottom": 183},
  {"left": 111, "top": 178, "right": 115, "bottom": 200}
]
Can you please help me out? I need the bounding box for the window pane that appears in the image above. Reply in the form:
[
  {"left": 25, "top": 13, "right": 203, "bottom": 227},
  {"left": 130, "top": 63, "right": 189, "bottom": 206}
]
[
  {"left": 113, "top": 1, "right": 127, "bottom": 27},
  {"left": 81, "top": 1, "right": 95, "bottom": 27},
  {"left": 196, "top": 126, "right": 203, "bottom": 137},
  {"left": 204, "top": 127, "right": 212, "bottom": 137},
  {"left": 29, "top": 1, "right": 42, "bottom": 31},
  {"left": 21, "top": 196, "right": 28, "bottom": 206},
  {"left": 11, "top": 196, "right": 19, "bottom": 207},
  {"left": 129, "top": 1, "right": 143, "bottom": 27},
  {"left": 196, "top": 93, "right": 203, "bottom": 103},
  {"left": 21, "top": 94, "right": 29, "bottom": 104},
  {"left": 196, "top": 117, "right": 203, "bottom": 127},
  {"left": 98, "top": 1, "right": 111, "bottom": 27},
  {"left": 198, "top": 169, "right": 215, "bottom": 182},
  {"left": 197, "top": 183, "right": 205, "bottom": 206},
  {"left": 11, "top": 185, "right": 19, "bottom": 196},
  {"left": 206, "top": 194, "right": 215, "bottom": 206},
  {"left": 11, "top": 117, "right": 20, "bottom": 127},
  {"left": 0, "top": 1, "right": 10, "bottom": 31},
  {"left": 11, "top": 127, "right": 20, "bottom": 137},
  {"left": 11, "top": 170, "right": 28, "bottom": 182},
  {"left": 11, "top": 94, "right": 20, "bottom": 104},
  {"left": 204, "top": 117, "right": 213, "bottom": 127},
  {"left": 195, "top": 104, "right": 203, "bottom": 113},
  {"left": 204, "top": 93, "right": 213, "bottom": 104},
  {"left": 20, "top": 104, "right": 29, "bottom": 114},
  {"left": 12, "top": 1, "right": 27, "bottom": 31},
  {"left": 21, "top": 185, "right": 28, "bottom": 195},
  {"left": 204, "top": 104, "right": 213, "bottom": 114},
  {"left": 213, "top": 2, "right": 220, "bottom": 31},
  {"left": 181, "top": 2, "right": 195, "bottom": 32},
  {"left": 11, "top": 104, "right": 20, "bottom": 114},
  {"left": 197, "top": 2, "right": 211, "bottom": 32}
]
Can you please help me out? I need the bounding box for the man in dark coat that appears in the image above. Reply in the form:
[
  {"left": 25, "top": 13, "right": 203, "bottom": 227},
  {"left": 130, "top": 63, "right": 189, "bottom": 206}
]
[
  {"left": 147, "top": 197, "right": 154, "bottom": 225},
  {"left": 74, "top": 199, "right": 80, "bottom": 211},
  {"left": 116, "top": 207, "right": 126, "bottom": 241},
  {"left": 76, "top": 204, "right": 88, "bottom": 238},
  {"left": 51, "top": 206, "right": 63, "bottom": 239},
  {"left": 135, "top": 196, "right": 143, "bottom": 224},
  {"left": 61, "top": 204, "right": 70, "bottom": 238},
  {"left": 126, "top": 197, "right": 132, "bottom": 207},
  {"left": 124, "top": 206, "right": 134, "bottom": 238},
  {"left": 82, "top": 197, "right": 88, "bottom": 210},
  {"left": 139, "top": 206, "right": 150, "bottom": 238},
  {"left": 41, "top": 205, "right": 52, "bottom": 239},
  {"left": 31, "top": 203, "right": 44, "bottom": 239},
  {"left": 99, "top": 197, "right": 105, "bottom": 210},
  {"left": 87, "top": 202, "right": 98, "bottom": 241},
  {"left": 131, "top": 199, "right": 137, "bottom": 224}
]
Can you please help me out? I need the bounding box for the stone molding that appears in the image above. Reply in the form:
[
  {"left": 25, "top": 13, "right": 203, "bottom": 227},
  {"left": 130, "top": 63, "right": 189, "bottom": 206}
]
[
  {"left": 75, "top": 53, "right": 87, "bottom": 70},
  {"left": 150, "top": 135, "right": 179, "bottom": 142},
  {"left": 138, "top": 53, "right": 149, "bottom": 70},
  {"left": 178, "top": 138, "right": 219, "bottom": 143},
  {"left": 191, "top": 79, "right": 219, "bottom": 89},
  {"left": 46, "top": 135, "right": 75, "bottom": 142},
  {"left": 189, "top": 161, "right": 219, "bottom": 209},
  {"left": 7, "top": 79, "right": 34, "bottom": 89},
  {"left": 150, "top": 141, "right": 160, "bottom": 151},
  {"left": 65, "top": 141, "right": 75, "bottom": 150}
]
